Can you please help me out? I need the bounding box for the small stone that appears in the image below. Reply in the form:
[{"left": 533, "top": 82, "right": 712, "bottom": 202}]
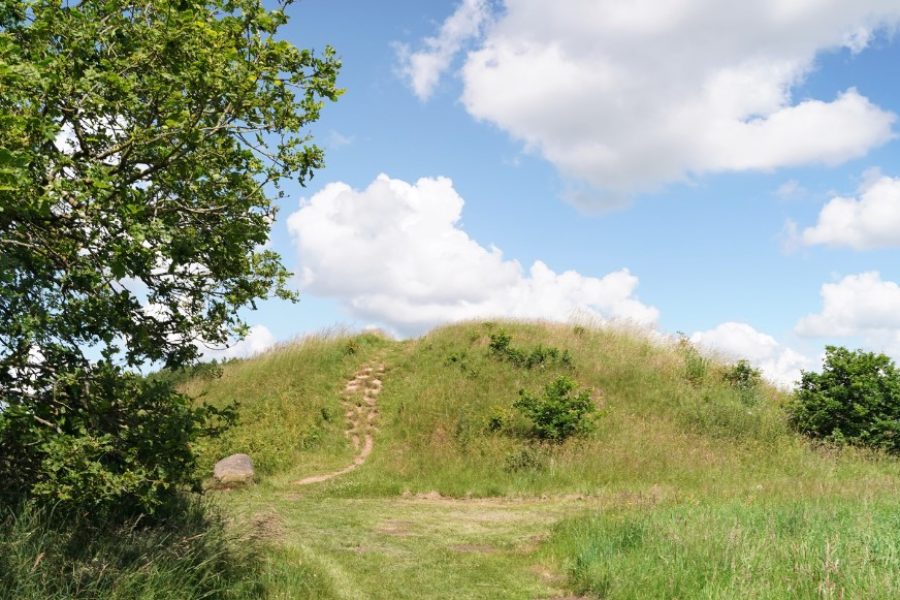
[{"left": 213, "top": 453, "right": 254, "bottom": 485}]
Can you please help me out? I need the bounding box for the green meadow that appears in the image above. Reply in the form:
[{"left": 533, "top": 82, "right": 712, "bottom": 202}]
[
  {"left": 5, "top": 321, "right": 897, "bottom": 598},
  {"left": 177, "top": 321, "right": 899, "bottom": 598}
]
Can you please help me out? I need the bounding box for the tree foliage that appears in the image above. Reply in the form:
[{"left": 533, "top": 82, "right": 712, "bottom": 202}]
[
  {"left": 788, "top": 346, "right": 900, "bottom": 452},
  {"left": 0, "top": 0, "right": 340, "bottom": 512}
]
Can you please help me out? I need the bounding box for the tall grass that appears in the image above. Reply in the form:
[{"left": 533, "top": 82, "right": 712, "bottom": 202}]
[
  {"left": 547, "top": 499, "right": 900, "bottom": 599},
  {"left": 320, "top": 321, "right": 892, "bottom": 498},
  {"left": 193, "top": 321, "right": 899, "bottom": 500},
  {"left": 185, "top": 330, "right": 392, "bottom": 478},
  {"left": 0, "top": 331, "right": 394, "bottom": 600},
  {"left": 177, "top": 320, "right": 900, "bottom": 598},
  {"left": 0, "top": 499, "right": 263, "bottom": 600}
]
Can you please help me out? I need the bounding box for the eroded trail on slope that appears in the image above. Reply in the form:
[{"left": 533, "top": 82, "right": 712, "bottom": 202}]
[{"left": 294, "top": 363, "right": 384, "bottom": 485}]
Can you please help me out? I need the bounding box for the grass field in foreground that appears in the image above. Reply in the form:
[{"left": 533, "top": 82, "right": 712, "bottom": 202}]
[
  {"left": 546, "top": 499, "right": 900, "bottom": 599},
  {"left": 183, "top": 321, "right": 900, "bottom": 599}
]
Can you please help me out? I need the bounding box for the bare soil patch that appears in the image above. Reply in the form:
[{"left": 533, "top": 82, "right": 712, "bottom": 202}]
[{"left": 293, "top": 362, "right": 385, "bottom": 485}]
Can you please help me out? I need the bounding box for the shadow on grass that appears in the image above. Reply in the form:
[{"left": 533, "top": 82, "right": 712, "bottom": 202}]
[{"left": 0, "top": 496, "right": 264, "bottom": 600}]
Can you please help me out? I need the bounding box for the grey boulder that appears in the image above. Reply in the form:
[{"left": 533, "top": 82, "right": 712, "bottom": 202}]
[{"left": 213, "top": 453, "right": 255, "bottom": 485}]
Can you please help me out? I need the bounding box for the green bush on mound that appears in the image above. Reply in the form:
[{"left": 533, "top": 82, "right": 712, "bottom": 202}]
[
  {"left": 514, "top": 376, "right": 597, "bottom": 442},
  {"left": 488, "top": 332, "right": 572, "bottom": 369},
  {"left": 723, "top": 359, "right": 763, "bottom": 405},
  {"left": 789, "top": 346, "right": 900, "bottom": 452},
  {"left": 723, "top": 359, "right": 762, "bottom": 392}
]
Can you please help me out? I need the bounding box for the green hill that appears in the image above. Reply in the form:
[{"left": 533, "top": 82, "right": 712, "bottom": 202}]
[{"left": 185, "top": 321, "right": 900, "bottom": 599}]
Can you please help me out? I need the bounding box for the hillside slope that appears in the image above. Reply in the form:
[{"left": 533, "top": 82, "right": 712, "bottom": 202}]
[{"left": 185, "top": 321, "right": 900, "bottom": 599}]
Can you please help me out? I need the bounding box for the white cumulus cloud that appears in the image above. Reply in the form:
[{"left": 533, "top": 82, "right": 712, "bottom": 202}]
[
  {"left": 286, "top": 174, "right": 658, "bottom": 335},
  {"left": 201, "top": 325, "right": 277, "bottom": 361},
  {"left": 691, "top": 322, "right": 812, "bottom": 388},
  {"left": 396, "top": 0, "right": 491, "bottom": 101},
  {"left": 800, "top": 175, "right": 900, "bottom": 249},
  {"left": 794, "top": 272, "right": 900, "bottom": 360},
  {"left": 410, "top": 0, "right": 900, "bottom": 206},
  {"left": 796, "top": 272, "right": 900, "bottom": 338}
]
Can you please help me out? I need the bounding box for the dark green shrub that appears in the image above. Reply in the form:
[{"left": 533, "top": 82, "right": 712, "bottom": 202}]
[
  {"left": 0, "top": 365, "right": 235, "bottom": 516},
  {"left": 488, "top": 331, "right": 512, "bottom": 352},
  {"left": 489, "top": 332, "right": 524, "bottom": 365},
  {"left": 788, "top": 346, "right": 900, "bottom": 452},
  {"left": 489, "top": 332, "right": 572, "bottom": 370},
  {"left": 724, "top": 360, "right": 761, "bottom": 390},
  {"left": 724, "top": 360, "right": 763, "bottom": 404},
  {"left": 514, "top": 376, "right": 597, "bottom": 442}
]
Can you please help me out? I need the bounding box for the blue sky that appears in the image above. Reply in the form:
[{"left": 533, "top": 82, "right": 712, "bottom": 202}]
[{"left": 224, "top": 1, "right": 900, "bottom": 387}]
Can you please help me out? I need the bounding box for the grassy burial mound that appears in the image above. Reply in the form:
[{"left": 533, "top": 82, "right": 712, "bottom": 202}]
[{"left": 181, "top": 321, "right": 900, "bottom": 599}]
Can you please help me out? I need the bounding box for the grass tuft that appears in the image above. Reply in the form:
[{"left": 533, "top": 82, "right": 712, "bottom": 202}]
[
  {"left": 0, "top": 499, "right": 263, "bottom": 600},
  {"left": 547, "top": 500, "right": 900, "bottom": 599}
]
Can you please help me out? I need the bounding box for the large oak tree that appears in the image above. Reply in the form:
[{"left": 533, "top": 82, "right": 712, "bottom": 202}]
[{"left": 0, "top": 0, "right": 340, "bottom": 512}]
